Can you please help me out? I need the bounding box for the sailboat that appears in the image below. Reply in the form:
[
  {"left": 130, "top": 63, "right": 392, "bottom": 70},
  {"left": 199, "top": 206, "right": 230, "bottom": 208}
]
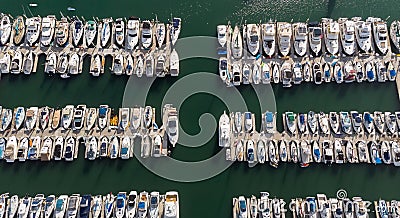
[{"left": 231, "top": 25, "right": 243, "bottom": 59}]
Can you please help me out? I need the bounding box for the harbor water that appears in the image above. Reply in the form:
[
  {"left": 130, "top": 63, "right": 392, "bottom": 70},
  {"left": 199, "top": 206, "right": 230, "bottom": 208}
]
[{"left": 1, "top": 0, "right": 400, "bottom": 217}]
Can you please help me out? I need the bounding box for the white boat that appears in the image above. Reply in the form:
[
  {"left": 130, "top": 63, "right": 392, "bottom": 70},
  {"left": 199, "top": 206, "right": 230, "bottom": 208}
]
[
  {"left": 0, "top": 108, "right": 12, "bottom": 131},
  {"left": 281, "top": 61, "right": 293, "bottom": 88},
  {"left": 0, "top": 14, "right": 11, "bottom": 45},
  {"left": 249, "top": 195, "right": 258, "bottom": 218},
  {"left": 12, "top": 16, "right": 25, "bottom": 46},
  {"left": 354, "top": 17, "right": 372, "bottom": 53},
  {"left": 290, "top": 140, "right": 299, "bottom": 163},
  {"left": 62, "top": 105, "right": 74, "bottom": 129},
  {"left": 236, "top": 139, "right": 244, "bottom": 161},
  {"left": 353, "top": 197, "right": 369, "bottom": 218},
  {"left": 252, "top": 62, "right": 261, "bottom": 84},
  {"left": 322, "top": 18, "right": 340, "bottom": 55},
  {"left": 40, "top": 15, "right": 56, "bottom": 47},
  {"left": 313, "top": 62, "right": 322, "bottom": 85},
  {"left": 246, "top": 139, "right": 256, "bottom": 164},
  {"left": 246, "top": 23, "right": 260, "bottom": 56},
  {"left": 370, "top": 17, "right": 389, "bottom": 54},
  {"left": 137, "top": 192, "right": 149, "bottom": 218},
  {"left": 10, "top": 50, "right": 23, "bottom": 74},
  {"left": 66, "top": 194, "right": 80, "bottom": 218},
  {"left": 71, "top": 17, "right": 84, "bottom": 47},
  {"left": 354, "top": 60, "right": 365, "bottom": 83},
  {"left": 23, "top": 51, "right": 33, "bottom": 74},
  {"left": 143, "top": 106, "right": 153, "bottom": 129},
  {"left": 17, "top": 196, "right": 31, "bottom": 218},
  {"left": 126, "top": 191, "right": 138, "bottom": 218},
  {"left": 98, "top": 136, "right": 109, "bottom": 158},
  {"left": 40, "top": 137, "right": 53, "bottom": 161},
  {"left": 232, "top": 62, "right": 242, "bottom": 86},
  {"left": 292, "top": 22, "right": 308, "bottom": 57},
  {"left": 53, "top": 136, "right": 64, "bottom": 161},
  {"left": 114, "top": 18, "right": 125, "bottom": 47},
  {"left": 365, "top": 60, "right": 376, "bottom": 82},
  {"left": 242, "top": 63, "right": 251, "bottom": 84},
  {"left": 167, "top": 109, "right": 179, "bottom": 147},
  {"left": 43, "top": 195, "right": 56, "bottom": 218},
  {"left": 279, "top": 140, "right": 288, "bottom": 162},
  {"left": 217, "top": 24, "right": 227, "bottom": 47},
  {"left": 257, "top": 139, "right": 266, "bottom": 164},
  {"left": 7, "top": 195, "right": 19, "bottom": 218},
  {"left": 90, "top": 54, "right": 103, "bottom": 77},
  {"left": 0, "top": 137, "right": 4, "bottom": 160},
  {"left": 27, "top": 136, "right": 40, "bottom": 160},
  {"left": 0, "top": 52, "right": 11, "bottom": 74},
  {"left": 263, "top": 111, "right": 276, "bottom": 134},
  {"left": 100, "top": 18, "right": 112, "bottom": 48},
  {"left": 261, "top": 61, "right": 271, "bottom": 84},
  {"left": 363, "top": 112, "right": 375, "bottom": 134},
  {"left": 319, "top": 112, "right": 330, "bottom": 135},
  {"left": 98, "top": 105, "right": 109, "bottom": 130},
  {"left": 334, "top": 62, "right": 344, "bottom": 83},
  {"left": 170, "top": 49, "right": 179, "bottom": 76},
  {"left": 322, "top": 62, "right": 332, "bottom": 82},
  {"left": 141, "top": 134, "right": 151, "bottom": 158},
  {"left": 44, "top": 52, "right": 57, "bottom": 74},
  {"left": 17, "top": 137, "right": 28, "bottom": 161},
  {"left": 25, "top": 16, "right": 41, "bottom": 46},
  {"left": 219, "top": 111, "right": 231, "bottom": 148},
  {"left": 340, "top": 111, "right": 352, "bottom": 135},
  {"left": 29, "top": 194, "right": 44, "bottom": 218},
  {"left": 156, "top": 22, "right": 166, "bottom": 47},
  {"left": 145, "top": 55, "right": 154, "bottom": 77},
  {"left": 269, "top": 140, "right": 278, "bottom": 168},
  {"left": 297, "top": 113, "right": 307, "bottom": 134},
  {"left": 231, "top": 25, "right": 243, "bottom": 59},
  {"left": 131, "top": 107, "right": 141, "bottom": 132},
  {"left": 152, "top": 134, "right": 162, "bottom": 158},
  {"left": 85, "top": 20, "right": 97, "bottom": 47},
  {"left": 135, "top": 54, "right": 144, "bottom": 77},
  {"left": 285, "top": 111, "right": 297, "bottom": 135},
  {"left": 119, "top": 108, "right": 130, "bottom": 131},
  {"left": 338, "top": 18, "right": 356, "bottom": 56},
  {"left": 381, "top": 141, "right": 392, "bottom": 164},
  {"left": 302, "top": 61, "right": 311, "bottom": 82},
  {"left": 91, "top": 195, "right": 102, "bottom": 218},
  {"left": 14, "top": 107, "right": 25, "bottom": 130},
  {"left": 329, "top": 112, "right": 340, "bottom": 134},
  {"left": 219, "top": 57, "right": 228, "bottom": 82},
  {"left": 86, "top": 108, "right": 97, "bottom": 130},
  {"left": 126, "top": 17, "right": 140, "bottom": 49},
  {"left": 155, "top": 53, "right": 166, "bottom": 77},
  {"left": 103, "top": 193, "right": 115, "bottom": 218},
  {"left": 385, "top": 112, "right": 397, "bottom": 135},
  {"left": 126, "top": 54, "right": 134, "bottom": 76},
  {"left": 120, "top": 136, "right": 130, "bottom": 159},
  {"left": 391, "top": 141, "right": 400, "bottom": 166},
  {"left": 334, "top": 140, "right": 344, "bottom": 164},
  {"left": 54, "top": 17, "right": 69, "bottom": 47},
  {"left": 308, "top": 21, "right": 323, "bottom": 55},
  {"left": 262, "top": 22, "right": 276, "bottom": 57},
  {"left": 344, "top": 61, "right": 356, "bottom": 83},
  {"left": 170, "top": 17, "right": 181, "bottom": 46},
  {"left": 57, "top": 53, "right": 69, "bottom": 75},
  {"left": 86, "top": 136, "right": 98, "bottom": 160},
  {"left": 376, "top": 60, "right": 387, "bottom": 82},
  {"left": 149, "top": 192, "right": 159, "bottom": 218},
  {"left": 68, "top": 53, "right": 80, "bottom": 75},
  {"left": 277, "top": 22, "right": 292, "bottom": 56},
  {"left": 312, "top": 140, "right": 322, "bottom": 163},
  {"left": 164, "top": 191, "right": 179, "bottom": 218},
  {"left": 300, "top": 140, "right": 312, "bottom": 167},
  {"left": 387, "top": 60, "right": 397, "bottom": 81},
  {"left": 390, "top": 20, "right": 400, "bottom": 52},
  {"left": 374, "top": 111, "right": 385, "bottom": 134},
  {"left": 141, "top": 20, "right": 153, "bottom": 49},
  {"left": 115, "top": 192, "right": 127, "bottom": 218},
  {"left": 293, "top": 62, "right": 303, "bottom": 84},
  {"left": 350, "top": 111, "right": 363, "bottom": 134},
  {"left": 24, "top": 106, "right": 38, "bottom": 131},
  {"left": 112, "top": 54, "right": 125, "bottom": 75}
]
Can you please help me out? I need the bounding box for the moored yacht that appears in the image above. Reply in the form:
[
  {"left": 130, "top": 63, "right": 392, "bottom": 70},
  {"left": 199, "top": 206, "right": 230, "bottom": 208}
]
[
  {"left": 338, "top": 18, "right": 356, "bottom": 56},
  {"left": 86, "top": 108, "right": 97, "bottom": 131},
  {"left": 53, "top": 136, "right": 64, "bottom": 161},
  {"left": 376, "top": 60, "right": 387, "bottom": 82},
  {"left": 363, "top": 112, "right": 375, "bottom": 134},
  {"left": 7, "top": 195, "right": 19, "bottom": 218},
  {"left": 277, "top": 22, "right": 292, "bottom": 56},
  {"left": 18, "top": 196, "right": 31, "bottom": 218},
  {"left": 43, "top": 195, "right": 56, "bottom": 218},
  {"left": 167, "top": 107, "right": 179, "bottom": 147},
  {"left": 91, "top": 195, "right": 102, "bottom": 218},
  {"left": 73, "top": 105, "right": 86, "bottom": 131},
  {"left": 370, "top": 17, "right": 389, "bottom": 54},
  {"left": 365, "top": 60, "right": 376, "bottom": 82},
  {"left": 12, "top": 16, "right": 25, "bottom": 45},
  {"left": 313, "top": 62, "right": 322, "bottom": 85},
  {"left": 246, "top": 23, "right": 260, "bottom": 56},
  {"left": 62, "top": 105, "right": 74, "bottom": 130},
  {"left": 24, "top": 106, "right": 38, "bottom": 131},
  {"left": 340, "top": 111, "right": 352, "bottom": 135},
  {"left": 141, "top": 20, "right": 153, "bottom": 49},
  {"left": 322, "top": 18, "right": 340, "bottom": 55},
  {"left": 390, "top": 20, "right": 400, "bottom": 52},
  {"left": 0, "top": 14, "right": 11, "bottom": 45},
  {"left": 25, "top": 16, "right": 41, "bottom": 46},
  {"left": 14, "top": 106, "right": 25, "bottom": 130},
  {"left": 285, "top": 111, "right": 297, "bottom": 135},
  {"left": 170, "top": 17, "right": 181, "bottom": 46},
  {"left": 100, "top": 18, "right": 112, "bottom": 48},
  {"left": 23, "top": 51, "right": 33, "bottom": 74},
  {"left": 84, "top": 20, "right": 97, "bottom": 47},
  {"left": 64, "top": 136, "right": 75, "bottom": 161},
  {"left": 51, "top": 109, "right": 61, "bottom": 130},
  {"left": 319, "top": 112, "right": 330, "bottom": 135},
  {"left": 40, "top": 15, "right": 56, "bottom": 46},
  {"left": 66, "top": 194, "right": 80, "bottom": 218},
  {"left": 90, "top": 54, "right": 103, "bottom": 77},
  {"left": 55, "top": 17, "right": 69, "bottom": 47},
  {"left": 98, "top": 105, "right": 109, "bottom": 130},
  {"left": 17, "top": 137, "right": 29, "bottom": 161},
  {"left": 71, "top": 17, "right": 84, "bottom": 47},
  {"left": 103, "top": 193, "right": 115, "bottom": 218},
  {"left": 29, "top": 194, "right": 44, "bottom": 218},
  {"left": 217, "top": 24, "right": 227, "bottom": 47},
  {"left": 164, "top": 191, "right": 179, "bottom": 218},
  {"left": 156, "top": 22, "right": 166, "bottom": 48},
  {"left": 231, "top": 25, "right": 243, "bottom": 59},
  {"left": 292, "top": 22, "right": 308, "bottom": 57},
  {"left": 68, "top": 53, "right": 80, "bottom": 75},
  {"left": 115, "top": 192, "right": 127, "bottom": 218},
  {"left": 40, "top": 137, "right": 53, "bottom": 161},
  {"left": 374, "top": 111, "right": 385, "bottom": 134},
  {"left": 126, "top": 17, "right": 140, "bottom": 49},
  {"left": 0, "top": 52, "right": 11, "bottom": 74},
  {"left": 307, "top": 111, "right": 318, "bottom": 134},
  {"left": 329, "top": 112, "right": 340, "bottom": 134},
  {"left": 170, "top": 49, "right": 179, "bottom": 76},
  {"left": 149, "top": 192, "right": 159, "bottom": 218},
  {"left": 10, "top": 50, "right": 23, "bottom": 74},
  {"left": 114, "top": 18, "right": 125, "bottom": 47},
  {"left": 308, "top": 21, "right": 322, "bottom": 56},
  {"left": 44, "top": 52, "right": 57, "bottom": 74},
  {"left": 85, "top": 136, "right": 98, "bottom": 160},
  {"left": 57, "top": 53, "right": 69, "bottom": 76},
  {"left": 0, "top": 108, "right": 12, "bottom": 131},
  {"left": 126, "top": 191, "right": 138, "bottom": 218},
  {"left": 354, "top": 17, "right": 372, "bottom": 53}
]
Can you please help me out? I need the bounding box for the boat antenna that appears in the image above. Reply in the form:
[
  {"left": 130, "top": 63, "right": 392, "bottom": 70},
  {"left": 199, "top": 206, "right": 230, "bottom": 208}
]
[
  {"left": 306, "top": 18, "right": 309, "bottom": 23},
  {"left": 81, "top": 16, "right": 86, "bottom": 22},
  {"left": 26, "top": 6, "right": 34, "bottom": 17},
  {"left": 8, "top": 14, "right": 14, "bottom": 20},
  {"left": 59, "top": 11, "right": 64, "bottom": 18},
  {"left": 21, "top": 5, "right": 27, "bottom": 16},
  {"left": 386, "top": 16, "right": 391, "bottom": 21},
  {"left": 66, "top": 16, "right": 71, "bottom": 22}
]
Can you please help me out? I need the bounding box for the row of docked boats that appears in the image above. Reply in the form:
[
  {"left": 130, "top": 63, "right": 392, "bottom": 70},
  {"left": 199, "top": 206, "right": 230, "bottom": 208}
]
[
  {"left": 218, "top": 16, "right": 396, "bottom": 58},
  {"left": 0, "top": 191, "right": 179, "bottom": 218},
  {"left": 0, "top": 13, "right": 181, "bottom": 49},
  {"left": 232, "top": 192, "right": 285, "bottom": 218},
  {"left": 0, "top": 49, "right": 180, "bottom": 78},
  {"left": 218, "top": 57, "right": 398, "bottom": 87}
]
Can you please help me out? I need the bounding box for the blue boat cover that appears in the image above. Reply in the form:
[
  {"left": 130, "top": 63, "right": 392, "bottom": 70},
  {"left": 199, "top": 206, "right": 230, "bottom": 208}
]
[
  {"left": 151, "top": 197, "right": 157, "bottom": 204},
  {"left": 390, "top": 69, "right": 396, "bottom": 77},
  {"left": 245, "top": 113, "right": 251, "bottom": 119},
  {"left": 56, "top": 200, "right": 63, "bottom": 210},
  {"left": 217, "top": 49, "right": 227, "bottom": 55},
  {"left": 299, "top": 114, "right": 305, "bottom": 124},
  {"left": 266, "top": 112, "right": 273, "bottom": 122},
  {"left": 121, "top": 147, "right": 128, "bottom": 155},
  {"left": 99, "top": 108, "right": 107, "bottom": 116},
  {"left": 375, "top": 157, "right": 382, "bottom": 164},
  {"left": 239, "top": 201, "right": 246, "bottom": 210},
  {"left": 367, "top": 70, "right": 374, "bottom": 79},
  {"left": 173, "top": 18, "right": 180, "bottom": 28},
  {"left": 325, "top": 70, "right": 330, "bottom": 77},
  {"left": 364, "top": 113, "right": 372, "bottom": 122},
  {"left": 314, "top": 149, "right": 320, "bottom": 158},
  {"left": 138, "top": 202, "right": 145, "bottom": 209},
  {"left": 337, "top": 69, "right": 342, "bottom": 78}
]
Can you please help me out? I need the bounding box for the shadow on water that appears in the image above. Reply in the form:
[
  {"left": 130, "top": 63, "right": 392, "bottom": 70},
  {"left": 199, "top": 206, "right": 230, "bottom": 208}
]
[{"left": 327, "top": 0, "right": 336, "bottom": 18}]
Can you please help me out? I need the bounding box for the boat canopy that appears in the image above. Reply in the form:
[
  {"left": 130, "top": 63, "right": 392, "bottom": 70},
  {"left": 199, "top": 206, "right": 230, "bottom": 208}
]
[
  {"left": 364, "top": 113, "right": 373, "bottom": 122},
  {"left": 138, "top": 202, "right": 145, "bottom": 209},
  {"left": 288, "top": 114, "right": 295, "bottom": 122},
  {"left": 299, "top": 114, "right": 305, "bottom": 124},
  {"left": 173, "top": 18, "right": 180, "bottom": 28},
  {"left": 367, "top": 70, "right": 374, "bottom": 79},
  {"left": 266, "top": 112, "right": 273, "bottom": 122},
  {"left": 390, "top": 69, "right": 396, "bottom": 77}
]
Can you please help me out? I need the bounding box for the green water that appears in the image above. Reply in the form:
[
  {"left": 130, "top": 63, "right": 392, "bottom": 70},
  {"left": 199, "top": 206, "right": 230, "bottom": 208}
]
[{"left": 1, "top": 0, "right": 400, "bottom": 217}]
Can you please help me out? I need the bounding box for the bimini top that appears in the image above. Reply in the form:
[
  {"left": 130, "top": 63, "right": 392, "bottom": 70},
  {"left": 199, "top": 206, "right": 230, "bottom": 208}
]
[
  {"left": 99, "top": 107, "right": 107, "bottom": 116},
  {"left": 364, "top": 113, "right": 373, "bottom": 122},
  {"left": 138, "top": 202, "right": 145, "bottom": 209},
  {"left": 266, "top": 112, "right": 273, "bottom": 122},
  {"left": 173, "top": 18, "right": 180, "bottom": 28}
]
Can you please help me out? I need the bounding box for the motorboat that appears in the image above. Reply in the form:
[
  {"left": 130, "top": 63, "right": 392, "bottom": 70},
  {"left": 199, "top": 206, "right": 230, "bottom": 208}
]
[
  {"left": 23, "top": 51, "right": 33, "bottom": 74},
  {"left": 126, "top": 54, "right": 134, "bottom": 76},
  {"left": 289, "top": 140, "right": 299, "bottom": 163},
  {"left": 387, "top": 60, "right": 397, "bottom": 81},
  {"left": 279, "top": 140, "right": 288, "bottom": 162},
  {"left": 0, "top": 52, "right": 11, "bottom": 73},
  {"left": 142, "top": 106, "right": 153, "bottom": 129},
  {"left": 51, "top": 109, "right": 61, "bottom": 130},
  {"left": 340, "top": 111, "right": 352, "bottom": 135},
  {"left": 66, "top": 194, "right": 80, "bottom": 218},
  {"left": 68, "top": 53, "right": 80, "bottom": 75},
  {"left": 137, "top": 192, "right": 149, "bottom": 218},
  {"left": 391, "top": 141, "right": 400, "bottom": 166},
  {"left": 292, "top": 22, "right": 308, "bottom": 57},
  {"left": 112, "top": 54, "right": 124, "bottom": 75},
  {"left": 242, "top": 63, "right": 251, "bottom": 85},
  {"left": 29, "top": 194, "right": 44, "bottom": 218},
  {"left": 0, "top": 137, "right": 5, "bottom": 159},
  {"left": 329, "top": 112, "right": 340, "bottom": 134},
  {"left": 25, "top": 16, "right": 41, "bottom": 46},
  {"left": 40, "top": 15, "right": 56, "bottom": 47},
  {"left": 293, "top": 62, "right": 303, "bottom": 84},
  {"left": 91, "top": 195, "right": 102, "bottom": 218},
  {"left": 277, "top": 22, "right": 292, "bottom": 56},
  {"left": 55, "top": 17, "right": 69, "bottom": 47},
  {"left": 170, "top": 17, "right": 181, "bottom": 45},
  {"left": 126, "top": 191, "right": 138, "bottom": 218},
  {"left": 155, "top": 53, "right": 166, "bottom": 77},
  {"left": 350, "top": 111, "right": 363, "bottom": 134},
  {"left": 252, "top": 62, "right": 261, "bottom": 84},
  {"left": 297, "top": 113, "right": 307, "bottom": 134},
  {"left": 231, "top": 25, "right": 243, "bottom": 59},
  {"left": 334, "top": 140, "right": 344, "bottom": 164},
  {"left": 62, "top": 105, "right": 74, "bottom": 129},
  {"left": 99, "top": 136, "right": 109, "bottom": 158},
  {"left": 381, "top": 141, "right": 392, "bottom": 164},
  {"left": 141, "top": 20, "right": 153, "bottom": 49},
  {"left": 141, "top": 134, "right": 151, "bottom": 158},
  {"left": 385, "top": 112, "right": 397, "bottom": 135},
  {"left": 369, "top": 141, "right": 382, "bottom": 164},
  {"left": 119, "top": 108, "right": 130, "bottom": 131},
  {"left": 344, "top": 140, "right": 357, "bottom": 163},
  {"left": 307, "top": 111, "right": 318, "bottom": 134},
  {"left": 18, "top": 196, "right": 31, "bottom": 218},
  {"left": 131, "top": 107, "right": 141, "bottom": 132},
  {"left": 170, "top": 49, "right": 179, "bottom": 77},
  {"left": 98, "top": 105, "right": 109, "bottom": 130},
  {"left": 114, "top": 18, "right": 125, "bottom": 47},
  {"left": 145, "top": 54, "right": 154, "bottom": 77},
  {"left": 100, "top": 18, "right": 112, "bottom": 48},
  {"left": 0, "top": 108, "right": 12, "bottom": 131},
  {"left": 43, "top": 195, "right": 56, "bottom": 218},
  {"left": 10, "top": 50, "right": 23, "bottom": 74},
  {"left": 312, "top": 140, "right": 322, "bottom": 163},
  {"left": 64, "top": 136, "right": 75, "bottom": 162},
  {"left": 303, "top": 62, "right": 311, "bottom": 82},
  {"left": 156, "top": 22, "right": 166, "bottom": 48},
  {"left": 232, "top": 62, "right": 242, "bottom": 86},
  {"left": 90, "top": 54, "right": 103, "bottom": 77},
  {"left": 40, "top": 137, "right": 53, "bottom": 161},
  {"left": 126, "top": 17, "right": 140, "bottom": 49},
  {"left": 338, "top": 18, "right": 356, "bottom": 56},
  {"left": 217, "top": 24, "right": 227, "bottom": 47},
  {"left": 164, "top": 192, "right": 179, "bottom": 218},
  {"left": 354, "top": 17, "right": 372, "bottom": 53},
  {"left": 268, "top": 140, "right": 278, "bottom": 168},
  {"left": 264, "top": 111, "right": 276, "bottom": 134},
  {"left": 71, "top": 17, "right": 84, "bottom": 47},
  {"left": 378, "top": 199, "right": 390, "bottom": 218},
  {"left": 300, "top": 140, "right": 312, "bottom": 167},
  {"left": 374, "top": 111, "right": 385, "bottom": 134},
  {"left": 322, "top": 18, "right": 340, "bottom": 55},
  {"left": 84, "top": 20, "right": 97, "bottom": 47},
  {"left": 85, "top": 136, "right": 98, "bottom": 160},
  {"left": 390, "top": 20, "right": 400, "bottom": 52},
  {"left": 343, "top": 61, "right": 356, "bottom": 83},
  {"left": 243, "top": 112, "right": 253, "bottom": 133},
  {"left": 14, "top": 106, "right": 25, "bottom": 130},
  {"left": 246, "top": 139, "right": 255, "bottom": 164},
  {"left": 246, "top": 23, "right": 260, "bottom": 56},
  {"left": 79, "top": 195, "right": 91, "bottom": 218},
  {"left": 120, "top": 136, "right": 131, "bottom": 159},
  {"left": 354, "top": 60, "right": 365, "bottom": 83},
  {"left": 115, "top": 192, "right": 127, "bottom": 218},
  {"left": 53, "top": 136, "right": 64, "bottom": 161},
  {"left": 308, "top": 21, "right": 323, "bottom": 56},
  {"left": 27, "top": 136, "right": 40, "bottom": 160},
  {"left": 44, "top": 52, "right": 57, "bottom": 74},
  {"left": 103, "top": 193, "right": 115, "bottom": 218},
  {"left": 57, "top": 53, "right": 69, "bottom": 76},
  {"left": 333, "top": 62, "right": 343, "bottom": 83},
  {"left": 86, "top": 108, "right": 97, "bottom": 131},
  {"left": 261, "top": 61, "right": 271, "bottom": 84},
  {"left": 322, "top": 62, "right": 332, "bottom": 82},
  {"left": 259, "top": 193, "right": 271, "bottom": 218},
  {"left": 249, "top": 195, "right": 258, "bottom": 218},
  {"left": 167, "top": 108, "right": 179, "bottom": 147},
  {"left": 313, "top": 62, "right": 322, "bottom": 85},
  {"left": 17, "top": 137, "right": 29, "bottom": 161},
  {"left": 370, "top": 17, "right": 389, "bottom": 54},
  {"left": 257, "top": 139, "right": 266, "bottom": 164},
  {"left": 363, "top": 112, "right": 375, "bottom": 134},
  {"left": 319, "top": 112, "right": 330, "bottom": 135},
  {"left": 25, "top": 106, "right": 38, "bottom": 131},
  {"left": 281, "top": 61, "right": 293, "bottom": 88},
  {"left": 317, "top": 194, "right": 332, "bottom": 218},
  {"left": 0, "top": 14, "right": 12, "bottom": 45},
  {"left": 219, "top": 57, "right": 228, "bottom": 82},
  {"left": 235, "top": 139, "right": 244, "bottom": 161},
  {"left": 376, "top": 60, "right": 387, "bottom": 82},
  {"left": 365, "top": 60, "right": 376, "bottom": 82},
  {"left": 12, "top": 16, "right": 25, "bottom": 45}
]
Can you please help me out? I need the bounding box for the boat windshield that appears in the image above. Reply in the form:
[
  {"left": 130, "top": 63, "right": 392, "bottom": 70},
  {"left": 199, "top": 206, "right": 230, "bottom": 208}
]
[
  {"left": 116, "top": 198, "right": 124, "bottom": 208},
  {"left": 239, "top": 200, "right": 246, "bottom": 212}
]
